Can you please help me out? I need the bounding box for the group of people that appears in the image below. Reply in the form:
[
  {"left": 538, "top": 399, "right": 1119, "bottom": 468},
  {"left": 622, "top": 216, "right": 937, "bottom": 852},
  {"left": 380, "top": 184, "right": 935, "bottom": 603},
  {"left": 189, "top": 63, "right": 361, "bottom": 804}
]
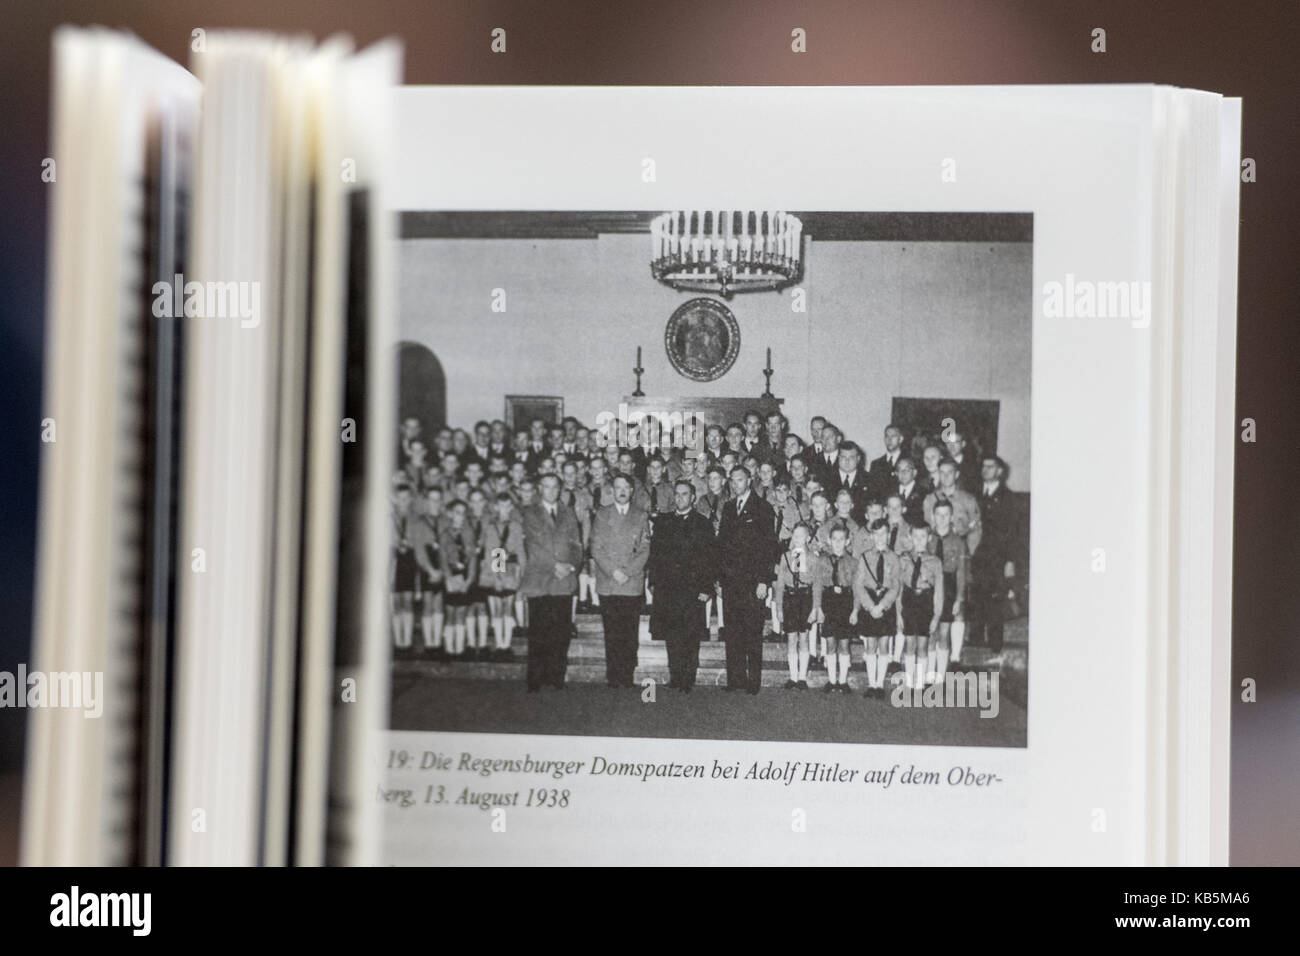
[{"left": 390, "top": 409, "right": 1026, "bottom": 696}]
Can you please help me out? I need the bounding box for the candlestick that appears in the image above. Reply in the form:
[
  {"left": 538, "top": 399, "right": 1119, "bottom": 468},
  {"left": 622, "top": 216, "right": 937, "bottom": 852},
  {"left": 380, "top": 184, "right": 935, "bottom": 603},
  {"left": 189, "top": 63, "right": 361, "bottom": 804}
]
[{"left": 633, "top": 346, "right": 645, "bottom": 398}]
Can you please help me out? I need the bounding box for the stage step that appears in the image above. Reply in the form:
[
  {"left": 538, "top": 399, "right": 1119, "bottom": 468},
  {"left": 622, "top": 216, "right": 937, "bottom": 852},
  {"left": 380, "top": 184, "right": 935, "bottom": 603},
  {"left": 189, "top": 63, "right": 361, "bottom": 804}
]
[
  {"left": 399, "top": 635, "right": 1008, "bottom": 667},
  {"left": 392, "top": 656, "right": 1003, "bottom": 690},
  {"left": 392, "top": 644, "right": 1007, "bottom": 686}
]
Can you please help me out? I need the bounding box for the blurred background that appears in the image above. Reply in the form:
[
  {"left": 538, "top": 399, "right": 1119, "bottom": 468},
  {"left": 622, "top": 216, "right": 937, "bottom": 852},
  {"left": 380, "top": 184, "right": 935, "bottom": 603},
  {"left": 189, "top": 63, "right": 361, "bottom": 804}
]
[{"left": 1, "top": 0, "right": 1296, "bottom": 866}]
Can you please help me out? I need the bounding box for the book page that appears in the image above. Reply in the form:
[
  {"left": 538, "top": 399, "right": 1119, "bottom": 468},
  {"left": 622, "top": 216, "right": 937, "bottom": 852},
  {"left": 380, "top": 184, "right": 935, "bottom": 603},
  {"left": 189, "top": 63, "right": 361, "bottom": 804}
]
[{"left": 377, "top": 85, "right": 1174, "bottom": 864}]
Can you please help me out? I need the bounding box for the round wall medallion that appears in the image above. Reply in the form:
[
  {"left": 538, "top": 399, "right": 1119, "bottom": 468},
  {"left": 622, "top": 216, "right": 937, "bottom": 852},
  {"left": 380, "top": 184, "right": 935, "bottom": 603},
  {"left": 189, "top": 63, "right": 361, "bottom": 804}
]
[{"left": 664, "top": 297, "right": 740, "bottom": 383}]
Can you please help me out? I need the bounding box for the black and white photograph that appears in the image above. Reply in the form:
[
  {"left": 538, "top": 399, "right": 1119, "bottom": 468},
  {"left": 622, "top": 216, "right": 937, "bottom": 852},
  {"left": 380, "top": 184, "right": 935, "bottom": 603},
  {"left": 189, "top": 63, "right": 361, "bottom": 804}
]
[{"left": 388, "top": 210, "right": 1031, "bottom": 747}]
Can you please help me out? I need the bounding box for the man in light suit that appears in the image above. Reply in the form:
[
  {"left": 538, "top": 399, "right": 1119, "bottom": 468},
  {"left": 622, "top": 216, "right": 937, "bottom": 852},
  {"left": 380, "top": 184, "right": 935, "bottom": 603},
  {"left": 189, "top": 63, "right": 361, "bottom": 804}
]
[
  {"left": 589, "top": 474, "right": 652, "bottom": 688},
  {"left": 519, "top": 474, "right": 585, "bottom": 691}
]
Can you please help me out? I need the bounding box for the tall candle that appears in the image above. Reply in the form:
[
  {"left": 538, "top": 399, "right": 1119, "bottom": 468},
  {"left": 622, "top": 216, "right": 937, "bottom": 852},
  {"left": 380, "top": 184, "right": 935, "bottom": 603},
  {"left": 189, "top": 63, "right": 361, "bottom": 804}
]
[{"left": 636, "top": 345, "right": 642, "bottom": 366}]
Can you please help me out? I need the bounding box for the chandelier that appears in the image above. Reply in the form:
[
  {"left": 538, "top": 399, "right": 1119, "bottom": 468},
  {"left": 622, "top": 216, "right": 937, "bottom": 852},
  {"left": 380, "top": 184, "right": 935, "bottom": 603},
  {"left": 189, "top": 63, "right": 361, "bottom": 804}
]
[{"left": 650, "top": 210, "right": 803, "bottom": 299}]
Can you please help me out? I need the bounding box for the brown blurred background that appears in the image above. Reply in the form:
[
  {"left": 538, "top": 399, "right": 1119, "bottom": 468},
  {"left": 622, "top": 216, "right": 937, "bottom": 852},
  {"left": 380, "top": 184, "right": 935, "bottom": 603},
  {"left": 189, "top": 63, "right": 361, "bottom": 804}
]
[{"left": 0, "top": 0, "right": 1295, "bottom": 866}]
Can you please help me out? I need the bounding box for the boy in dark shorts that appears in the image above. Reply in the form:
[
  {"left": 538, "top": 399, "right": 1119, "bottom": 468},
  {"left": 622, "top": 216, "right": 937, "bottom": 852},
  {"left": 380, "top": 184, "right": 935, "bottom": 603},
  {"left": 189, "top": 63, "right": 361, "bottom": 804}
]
[
  {"left": 851, "top": 518, "right": 902, "bottom": 699},
  {"left": 813, "top": 524, "right": 856, "bottom": 693},
  {"left": 900, "top": 523, "right": 944, "bottom": 691}
]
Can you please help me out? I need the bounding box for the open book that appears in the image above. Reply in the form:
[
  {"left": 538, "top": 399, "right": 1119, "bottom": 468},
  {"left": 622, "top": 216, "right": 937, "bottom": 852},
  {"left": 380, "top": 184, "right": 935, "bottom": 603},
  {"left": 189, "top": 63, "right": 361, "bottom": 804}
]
[{"left": 24, "top": 29, "right": 1240, "bottom": 866}]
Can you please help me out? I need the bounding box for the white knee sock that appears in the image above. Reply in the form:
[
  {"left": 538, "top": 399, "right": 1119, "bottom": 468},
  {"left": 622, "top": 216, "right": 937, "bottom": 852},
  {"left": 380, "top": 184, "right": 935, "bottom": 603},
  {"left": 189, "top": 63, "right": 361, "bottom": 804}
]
[{"left": 950, "top": 620, "right": 965, "bottom": 662}]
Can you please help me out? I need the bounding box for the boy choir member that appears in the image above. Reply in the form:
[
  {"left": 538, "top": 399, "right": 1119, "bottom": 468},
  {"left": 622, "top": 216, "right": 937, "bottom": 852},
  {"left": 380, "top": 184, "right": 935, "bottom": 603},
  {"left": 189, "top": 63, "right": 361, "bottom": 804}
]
[
  {"left": 643, "top": 456, "right": 675, "bottom": 517},
  {"left": 390, "top": 484, "right": 418, "bottom": 650},
  {"left": 852, "top": 519, "right": 902, "bottom": 698},
  {"left": 900, "top": 524, "right": 945, "bottom": 691},
  {"left": 812, "top": 524, "right": 856, "bottom": 693},
  {"left": 439, "top": 499, "right": 480, "bottom": 658},
  {"left": 695, "top": 466, "right": 729, "bottom": 535},
  {"left": 927, "top": 500, "right": 969, "bottom": 679},
  {"left": 774, "top": 523, "right": 817, "bottom": 689},
  {"left": 478, "top": 493, "right": 525, "bottom": 660},
  {"left": 923, "top": 458, "right": 983, "bottom": 554},
  {"left": 410, "top": 486, "right": 446, "bottom": 656}
]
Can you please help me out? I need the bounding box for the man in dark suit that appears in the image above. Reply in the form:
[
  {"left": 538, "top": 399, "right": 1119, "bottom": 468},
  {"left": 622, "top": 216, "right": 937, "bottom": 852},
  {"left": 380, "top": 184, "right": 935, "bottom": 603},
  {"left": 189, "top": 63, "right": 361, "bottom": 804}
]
[
  {"left": 716, "top": 466, "right": 778, "bottom": 693},
  {"left": 398, "top": 416, "right": 423, "bottom": 471},
  {"left": 509, "top": 429, "right": 533, "bottom": 470},
  {"left": 519, "top": 474, "right": 585, "bottom": 690},
  {"left": 465, "top": 420, "right": 493, "bottom": 470},
  {"left": 969, "top": 455, "right": 1020, "bottom": 654},
  {"left": 740, "top": 410, "right": 767, "bottom": 463},
  {"left": 895, "top": 456, "right": 926, "bottom": 525},
  {"left": 648, "top": 480, "right": 717, "bottom": 692},
  {"left": 589, "top": 474, "right": 652, "bottom": 688},
  {"left": 810, "top": 423, "right": 842, "bottom": 487},
  {"left": 867, "top": 424, "right": 906, "bottom": 500},
  {"left": 944, "top": 430, "right": 979, "bottom": 493},
  {"left": 487, "top": 419, "right": 510, "bottom": 462},
  {"left": 828, "top": 441, "right": 871, "bottom": 520},
  {"left": 757, "top": 411, "right": 788, "bottom": 470}
]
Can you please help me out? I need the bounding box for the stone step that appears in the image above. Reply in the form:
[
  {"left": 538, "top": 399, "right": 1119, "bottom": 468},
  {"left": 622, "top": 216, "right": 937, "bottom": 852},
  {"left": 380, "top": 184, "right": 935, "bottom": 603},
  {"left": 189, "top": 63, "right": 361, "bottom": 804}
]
[
  {"left": 392, "top": 657, "right": 1001, "bottom": 690},
  {"left": 409, "top": 635, "right": 1006, "bottom": 668},
  {"left": 390, "top": 650, "right": 998, "bottom": 686}
]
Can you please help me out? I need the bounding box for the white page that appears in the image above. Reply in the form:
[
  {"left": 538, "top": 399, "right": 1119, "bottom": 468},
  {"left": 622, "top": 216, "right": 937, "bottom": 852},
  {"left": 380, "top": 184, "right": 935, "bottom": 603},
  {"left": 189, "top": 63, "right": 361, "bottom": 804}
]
[{"left": 375, "top": 85, "right": 1227, "bottom": 865}]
